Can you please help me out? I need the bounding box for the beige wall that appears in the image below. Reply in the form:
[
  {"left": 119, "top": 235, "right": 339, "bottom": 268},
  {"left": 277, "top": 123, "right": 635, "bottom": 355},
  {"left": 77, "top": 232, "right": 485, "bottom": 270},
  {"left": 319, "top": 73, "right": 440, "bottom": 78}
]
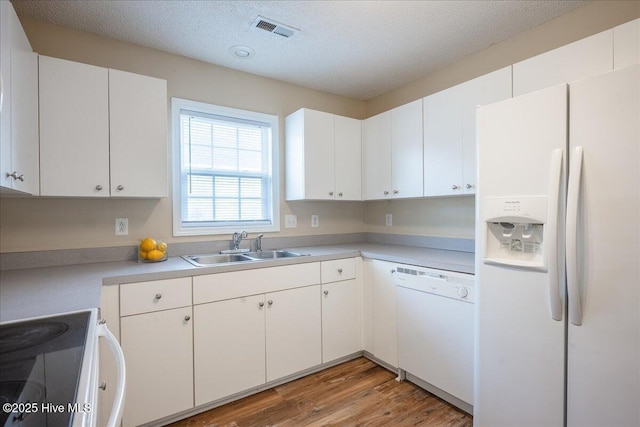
[{"left": 1, "top": 1, "right": 638, "bottom": 252}]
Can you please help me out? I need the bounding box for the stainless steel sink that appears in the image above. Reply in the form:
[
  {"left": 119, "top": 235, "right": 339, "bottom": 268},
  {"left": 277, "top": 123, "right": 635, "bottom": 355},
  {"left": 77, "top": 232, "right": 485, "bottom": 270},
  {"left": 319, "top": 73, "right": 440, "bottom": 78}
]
[
  {"left": 182, "top": 253, "right": 253, "bottom": 267},
  {"left": 182, "top": 250, "right": 308, "bottom": 267},
  {"left": 244, "top": 250, "right": 308, "bottom": 260}
]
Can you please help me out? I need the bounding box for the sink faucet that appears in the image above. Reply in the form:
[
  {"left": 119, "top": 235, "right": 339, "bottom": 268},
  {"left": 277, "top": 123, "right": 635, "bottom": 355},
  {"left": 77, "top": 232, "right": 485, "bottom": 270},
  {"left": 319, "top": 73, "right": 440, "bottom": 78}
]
[
  {"left": 254, "top": 234, "right": 264, "bottom": 252},
  {"left": 232, "top": 230, "right": 248, "bottom": 251}
]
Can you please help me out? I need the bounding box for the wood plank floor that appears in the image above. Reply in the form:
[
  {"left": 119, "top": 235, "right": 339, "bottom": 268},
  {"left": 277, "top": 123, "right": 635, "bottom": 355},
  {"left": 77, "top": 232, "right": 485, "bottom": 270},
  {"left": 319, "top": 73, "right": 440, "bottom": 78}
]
[{"left": 168, "top": 357, "right": 473, "bottom": 427}]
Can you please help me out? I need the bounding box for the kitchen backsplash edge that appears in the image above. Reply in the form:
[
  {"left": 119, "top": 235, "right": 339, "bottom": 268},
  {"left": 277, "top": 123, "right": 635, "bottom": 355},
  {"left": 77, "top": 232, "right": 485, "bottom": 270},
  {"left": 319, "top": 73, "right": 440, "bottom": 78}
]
[{"left": 0, "top": 233, "right": 473, "bottom": 271}]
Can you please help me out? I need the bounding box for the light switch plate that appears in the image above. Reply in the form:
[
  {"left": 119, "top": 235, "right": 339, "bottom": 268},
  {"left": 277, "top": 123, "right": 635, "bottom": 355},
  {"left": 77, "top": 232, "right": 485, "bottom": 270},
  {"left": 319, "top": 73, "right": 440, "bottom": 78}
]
[
  {"left": 385, "top": 213, "right": 392, "bottom": 227},
  {"left": 311, "top": 215, "right": 319, "bottom": 228},
  {"left": 285, "top": 214, "right": 298, "bottom": 228}
]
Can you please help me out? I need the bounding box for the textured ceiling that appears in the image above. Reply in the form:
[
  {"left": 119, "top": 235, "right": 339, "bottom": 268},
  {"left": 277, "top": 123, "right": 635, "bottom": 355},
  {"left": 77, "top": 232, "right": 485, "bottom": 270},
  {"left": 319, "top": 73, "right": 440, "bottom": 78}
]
[{"left": 12, "top": 0, "right": 589, "bottom": 100}]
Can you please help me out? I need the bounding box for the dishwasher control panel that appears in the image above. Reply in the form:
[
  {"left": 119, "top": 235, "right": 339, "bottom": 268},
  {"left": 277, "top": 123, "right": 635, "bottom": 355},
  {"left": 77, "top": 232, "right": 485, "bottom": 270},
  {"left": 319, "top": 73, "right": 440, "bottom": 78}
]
[{"left": 393, "top": 265, "right": 475, "bottom": 303}]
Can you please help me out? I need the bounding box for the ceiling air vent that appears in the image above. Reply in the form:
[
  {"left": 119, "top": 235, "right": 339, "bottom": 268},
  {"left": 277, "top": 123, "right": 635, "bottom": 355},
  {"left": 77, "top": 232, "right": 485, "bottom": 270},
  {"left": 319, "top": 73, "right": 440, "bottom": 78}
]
[{"left": 251, "top": 16, "right": 299, "bottom": 38}]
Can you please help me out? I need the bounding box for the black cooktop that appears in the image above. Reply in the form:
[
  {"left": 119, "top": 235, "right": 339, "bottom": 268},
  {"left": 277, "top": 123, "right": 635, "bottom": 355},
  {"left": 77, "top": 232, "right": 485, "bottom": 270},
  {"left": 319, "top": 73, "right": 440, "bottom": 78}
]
[{"left": 0, "top": 311, "right": 90, "bottom": 426}]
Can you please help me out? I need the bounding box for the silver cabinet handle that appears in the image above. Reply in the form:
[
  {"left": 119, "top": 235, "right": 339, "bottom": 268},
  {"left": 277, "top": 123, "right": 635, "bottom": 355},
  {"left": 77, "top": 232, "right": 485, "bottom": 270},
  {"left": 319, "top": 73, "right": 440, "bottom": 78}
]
[
  {"left": 155, "top": 293, "right": 162, "bottom": 300},
  {"left": 95, "top": 185, "right": 103, "bottom": 191},
  {"left": 16, "top": 174, "right": 24, "bottom": 182},
  {"left": 338, "top": 192, "right": 343, "bottom": 197},
  {"left": 267, "top": 300, "right": 273, "bottom": 306},
  {"left": 329, "top": 191, "right": 334, "bottom": 196},
  {"left": 259, "top": 302, "right": 265, "bottom": 308},
  {"left": 99, "top": 382, "right": 107, "bottom": 391},
  {"left": 465, "top": 184, "right": 473, "bottom": 189},
  {"left": 337, "top": 268, "right": 343, "bottom": 273},
  {"left": 452, "top": 185, "right": 459, "bottom": 190},
  {"left": 391, "top": 269, "right": 396, "bottom": 273},
  {"left": 393, "top": 189, "right": 399, "bottom": 194},
  {"left": 384, "top": 190, "right": 389, "bottom": 195},
  {"left": 323, "top": 290, "right": 329, "bottom": 296},
  {"left": 184, "top": 315, "right": 191, "bottom": 321},
  {"left": 6, "top": 171, "right": 23, "bottom": 181},
  {"left": 117, "top": 185, "right": 124, "bottom": 191}
]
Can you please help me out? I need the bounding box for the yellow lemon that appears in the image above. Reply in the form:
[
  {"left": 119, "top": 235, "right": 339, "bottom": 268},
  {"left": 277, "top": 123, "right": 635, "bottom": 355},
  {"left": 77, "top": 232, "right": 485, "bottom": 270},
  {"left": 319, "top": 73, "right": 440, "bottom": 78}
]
[
  {"left": 147, "top": 249, "right": 166, "bottom": 261},
  {"left": 157, "top": 242, "right": 167, "bottom": 252},
  {"left": 139, "top": 250, "right": 148, "bottom": 260},
  {"left": 140, "top": 238, "right": 157, "bottom": 252}
]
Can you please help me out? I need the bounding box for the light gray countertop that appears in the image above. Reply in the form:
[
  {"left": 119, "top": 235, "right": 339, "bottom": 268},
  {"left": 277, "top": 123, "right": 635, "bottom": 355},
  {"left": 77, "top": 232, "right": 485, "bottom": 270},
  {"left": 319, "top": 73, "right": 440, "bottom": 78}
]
[{"left": 0, "top": 243, "right": 474, "bottom": 322}]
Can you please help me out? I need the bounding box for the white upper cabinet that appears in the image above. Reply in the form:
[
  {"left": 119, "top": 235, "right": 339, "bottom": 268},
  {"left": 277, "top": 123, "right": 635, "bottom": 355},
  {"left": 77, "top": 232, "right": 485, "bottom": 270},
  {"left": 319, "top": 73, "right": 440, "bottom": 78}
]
[
  {"left": 391, "top": 99, "right": 423, "bottom": 198},
  {"left": 423, "top": 67, "right": 511, "bottom": 197},
  {"left": 362, "top": 110, "right": 392, "bottom": 200},
  {"left": 285, "top": 108, "right": 361, "bottom": 201},
  {"left": 423, "top": 85, "right": 462, "bottom": 197},
  {"left": 109, "top": 69, "right": 168, "bottom": 197},
  {"left": 39, "top": 56, "right": 168, "bottom": 197},
  {"left": 460, "top": 66, "right": 512, "bottom": 194},
  {"left": 39, "top": 56, "right": 110, "bottom": 197},
  {"left": 614, "top": 18, "right": 639, "bottom": 69},
  {"left": 513, "top": 29, "right": 613, "bottom": 96},
  {"left": 363, "top": 100, "right": 422, "bottom": 200},
  {"left": 0, "top": 1, "right": 39, "bottom": 195}
]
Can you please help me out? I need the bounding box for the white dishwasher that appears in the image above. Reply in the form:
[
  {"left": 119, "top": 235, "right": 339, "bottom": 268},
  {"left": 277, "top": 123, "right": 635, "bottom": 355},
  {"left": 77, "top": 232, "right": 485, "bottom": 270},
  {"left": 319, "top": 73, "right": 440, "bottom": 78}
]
[{"left": 395, "top": 264, "right": 474, "bottom": 414}]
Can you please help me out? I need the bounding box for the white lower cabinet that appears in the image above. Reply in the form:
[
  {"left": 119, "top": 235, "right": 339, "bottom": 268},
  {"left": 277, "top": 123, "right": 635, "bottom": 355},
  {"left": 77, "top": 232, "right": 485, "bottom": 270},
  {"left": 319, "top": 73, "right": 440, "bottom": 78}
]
[
  {"left": 265, "top": 285, "right": 322, "bottom": 381},
  {"left": 321, "top": 258, "right": 359, "bottom": 363},
  {"left": 194, "top": 295, "right": 266, "bottom": 405},
  {"left": 367, "top": 259, "right": 398, "bottom": 368},
  {"left": 120, "top": 306, "right": 194, "bottom": 427}
]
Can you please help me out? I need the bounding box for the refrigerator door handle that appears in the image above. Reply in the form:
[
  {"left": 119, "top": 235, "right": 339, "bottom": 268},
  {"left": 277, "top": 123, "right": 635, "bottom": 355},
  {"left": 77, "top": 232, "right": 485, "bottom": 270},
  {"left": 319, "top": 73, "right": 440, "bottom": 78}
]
[
  {"left": 547, "top": 149, "right": 563, "bottom": 321},
  {"left": 566, "top": 146, "right": 583, "bottom": 326}
]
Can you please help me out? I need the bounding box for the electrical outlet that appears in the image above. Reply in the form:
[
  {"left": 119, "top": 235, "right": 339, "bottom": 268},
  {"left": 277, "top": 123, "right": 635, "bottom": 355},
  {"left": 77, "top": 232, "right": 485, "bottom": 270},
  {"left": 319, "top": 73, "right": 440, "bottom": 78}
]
[
  {"left": 115, "top": 218, "right": 128, "bottom": 236},
  {"left": 285, "top": 214, "right": 298, "bottom": 228},
  {"left": 311, "top": 215, "right": 319, "bottom": 228},
  {"left": 385, "top": 213, "right": 393, "bottom": 227}
]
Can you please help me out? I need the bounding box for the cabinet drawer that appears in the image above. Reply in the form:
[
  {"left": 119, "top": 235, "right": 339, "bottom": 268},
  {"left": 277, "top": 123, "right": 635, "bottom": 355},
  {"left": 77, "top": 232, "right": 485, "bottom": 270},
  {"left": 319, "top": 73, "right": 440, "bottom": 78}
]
[
  {"left": 193, "top": 262, "right": 320, "bottom": 304},
  {"left": 321, "top": 258, "right": 356, "bottom": 283},
  {"left": 120, "top": 277, "right": 192, "bottom": 316}
]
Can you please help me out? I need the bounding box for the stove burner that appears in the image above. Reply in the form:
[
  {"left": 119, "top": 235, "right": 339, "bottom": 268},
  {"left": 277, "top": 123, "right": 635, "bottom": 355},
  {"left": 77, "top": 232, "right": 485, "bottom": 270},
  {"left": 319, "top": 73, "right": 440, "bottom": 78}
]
[
  {"left": 0, "top": 322, "right": 69, "bottom": 354},
  {"left": 0, "top": 380, "right": 45, "bottom": 406}
]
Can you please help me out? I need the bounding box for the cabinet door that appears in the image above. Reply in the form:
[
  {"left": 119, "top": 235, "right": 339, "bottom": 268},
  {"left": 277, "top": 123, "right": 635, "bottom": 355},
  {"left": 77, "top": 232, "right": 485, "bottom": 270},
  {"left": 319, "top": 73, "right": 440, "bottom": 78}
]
[
  {"left": 194, "top": 295, "right": 266, "bottom": 405},
  {"left": 120, "top": 307, "right": 193, "bottom": 427},
  {"left": 334, "top": 115, "right": 361, "bottom": 200},
  {"left": 371, "top": 260, "right": 398, "bottom": 368},
  {"left": 423, "top": 85, "right": 462, "bottom": 197},
  {"left": 461, "top": 66, "right": 512, "bottom": 194},
  {"left": 6, "top": 5, "right": 38, "bottom": 195},
  {"left": 362, "top": 110, "right": 392, "bottom": 200},
  {"left": 39, "top": 56, "right": 109, "bottom": 197},
  {"left": 266, "top": 285, "right": 321, "bottom": 382},
  {"left": 513, "top": 30, "right": 613, "bottom": 96},
  {"left": 322, "top": 279, "right": 359, "bottom": 362},
  {"left": 304, "top": 109, "right": 335, "bottom": 199},
  {"left": 614, "top": 18, "right": 639, "bottom": 69},
  {"left": 109, "top": 69, "right": 168, "bottom": 197},
  {"left": 391, "top": 99, "right": 423, "bottom": 198},
  {"left": 0, "top": 0, "right": 11, "bottom": 190}
]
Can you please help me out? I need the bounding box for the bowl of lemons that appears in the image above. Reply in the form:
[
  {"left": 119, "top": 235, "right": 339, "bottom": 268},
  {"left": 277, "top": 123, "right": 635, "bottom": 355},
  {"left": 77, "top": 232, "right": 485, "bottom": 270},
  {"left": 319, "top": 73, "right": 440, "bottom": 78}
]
[{"left": 138, "top": 238, "right": 168, "bottom": 263}]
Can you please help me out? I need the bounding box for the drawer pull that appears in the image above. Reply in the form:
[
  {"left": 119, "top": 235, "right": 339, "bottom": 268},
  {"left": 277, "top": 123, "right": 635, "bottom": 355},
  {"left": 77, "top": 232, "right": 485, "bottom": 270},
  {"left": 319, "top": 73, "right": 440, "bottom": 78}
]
[
  {"left": 99, "top": 382, "right": 107, "bottom": 391},
  {"left": 268, "top": 300, "right": 273, "bottom": 306},
  {"left": 259, "top": 302, "right": 265, "bottom": 308},
  {"left": 184, "top": 315, "right": 191, "bottom": 321},
  {"left": 323, "top": 290, "right": 329, "bottom": 296},
  {"left": 337, "top": 268, "right": 343, "bottom": 273},
  {"left": 155, "top": 293, "right": 162, "bottom": 300}
]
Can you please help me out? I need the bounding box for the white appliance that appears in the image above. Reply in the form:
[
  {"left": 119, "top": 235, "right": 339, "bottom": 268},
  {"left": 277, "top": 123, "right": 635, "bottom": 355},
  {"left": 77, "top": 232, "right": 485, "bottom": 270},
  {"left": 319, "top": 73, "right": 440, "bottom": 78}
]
[
  {"left": 395, "top": 264, "right": 475, "bottom": 414},
  {"left": 0, "top": 309, "right": 126, "bottom": 427},
  {"left": 474, "top": 64, "right": 639, "bottom": 427}
]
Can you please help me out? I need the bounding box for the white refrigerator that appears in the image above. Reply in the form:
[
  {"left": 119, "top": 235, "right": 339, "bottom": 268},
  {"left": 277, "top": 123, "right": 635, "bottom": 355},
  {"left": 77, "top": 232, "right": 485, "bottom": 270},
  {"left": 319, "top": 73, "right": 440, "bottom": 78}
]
[{"left": 474, "top": 64, "right": 639, "bottom": 427}]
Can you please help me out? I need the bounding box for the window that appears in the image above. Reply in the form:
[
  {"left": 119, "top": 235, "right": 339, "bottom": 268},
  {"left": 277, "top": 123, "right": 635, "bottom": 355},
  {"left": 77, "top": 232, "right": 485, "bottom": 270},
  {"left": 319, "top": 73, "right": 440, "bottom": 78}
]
[{"left": 172, "top": 98, "right": 279, "bottom": 236}]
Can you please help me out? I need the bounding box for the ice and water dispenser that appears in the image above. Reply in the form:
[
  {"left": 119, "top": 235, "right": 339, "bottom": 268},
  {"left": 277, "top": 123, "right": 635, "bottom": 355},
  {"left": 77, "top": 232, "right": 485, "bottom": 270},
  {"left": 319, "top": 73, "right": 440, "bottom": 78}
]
[{"left": 483, "top": 196, "right": 548, "bottom": 270}]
